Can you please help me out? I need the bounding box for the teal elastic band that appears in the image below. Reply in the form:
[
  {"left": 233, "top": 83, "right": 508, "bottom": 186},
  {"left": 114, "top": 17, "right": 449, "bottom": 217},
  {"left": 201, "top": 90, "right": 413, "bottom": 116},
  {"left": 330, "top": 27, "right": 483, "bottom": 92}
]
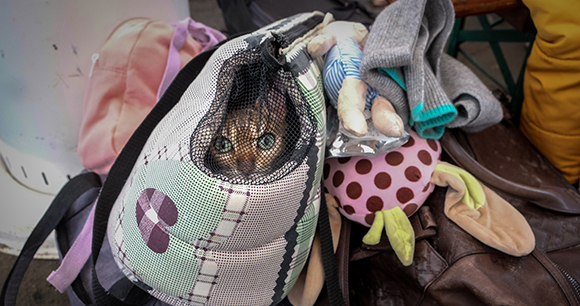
[
  {"left": 411, "top": 102, "right": 457, "bottom": 123},
  {"left": 377, "top": 67, "right": 458, "bottom": 139},
  {"left": 415, "top": 120, "right": 449, "bottom": 139},
  {"left": 411, "top": 102, "right": 457, "bottom": 139}
]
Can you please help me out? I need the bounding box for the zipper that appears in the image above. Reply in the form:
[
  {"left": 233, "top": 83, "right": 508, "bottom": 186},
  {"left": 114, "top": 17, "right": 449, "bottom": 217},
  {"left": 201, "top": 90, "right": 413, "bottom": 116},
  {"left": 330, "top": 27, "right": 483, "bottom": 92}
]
[
  {"left": 556, "top": 263, "right": 580, "bottom": 301},
  {"left": 261, "top": 13, "right": 324, "bottom": 70},
  {"left": 533, "top": 248, "right": 580, "bottom": 306},
  {"left": 280, "top": 14, "right": 324, "bottom": 47}
]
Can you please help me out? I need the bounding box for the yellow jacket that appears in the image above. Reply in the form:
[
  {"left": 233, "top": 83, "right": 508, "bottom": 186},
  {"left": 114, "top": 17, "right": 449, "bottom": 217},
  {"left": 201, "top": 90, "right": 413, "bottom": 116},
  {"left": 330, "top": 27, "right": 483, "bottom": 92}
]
[{"left": 520, "top": 0, "right": 580, "bottom": 184}]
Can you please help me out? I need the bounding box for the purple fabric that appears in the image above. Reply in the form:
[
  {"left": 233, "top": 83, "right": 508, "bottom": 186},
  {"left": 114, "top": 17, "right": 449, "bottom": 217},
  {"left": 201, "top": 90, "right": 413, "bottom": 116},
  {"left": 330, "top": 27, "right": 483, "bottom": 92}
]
[
  {"left": 47, "top": 203, "right": 96, "bottom": 293},
  {"left": 156, "top": 17, "right": 226, "bottom": 101}
]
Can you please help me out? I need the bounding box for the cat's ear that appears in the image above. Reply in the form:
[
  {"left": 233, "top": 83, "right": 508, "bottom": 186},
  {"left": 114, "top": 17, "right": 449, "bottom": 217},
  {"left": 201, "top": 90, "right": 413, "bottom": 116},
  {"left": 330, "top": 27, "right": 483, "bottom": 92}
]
[
  {"left": 271, "top": 93, "right": 289, "bottom": 123},
  {"left": 254, "top": 90, "right": 288, "bottom": 123}
]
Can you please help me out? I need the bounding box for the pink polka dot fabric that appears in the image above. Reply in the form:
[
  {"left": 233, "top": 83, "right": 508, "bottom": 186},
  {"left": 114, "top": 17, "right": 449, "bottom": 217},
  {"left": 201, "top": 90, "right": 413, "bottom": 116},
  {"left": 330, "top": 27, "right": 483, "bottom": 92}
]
[{"left": 323, "top": 130, "right": 441, "bottom": 227}]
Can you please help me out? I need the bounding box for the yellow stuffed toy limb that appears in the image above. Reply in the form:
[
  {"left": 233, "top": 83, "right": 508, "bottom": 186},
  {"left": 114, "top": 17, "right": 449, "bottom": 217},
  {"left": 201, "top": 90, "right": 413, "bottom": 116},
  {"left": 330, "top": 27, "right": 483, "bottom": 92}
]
[
  {"left": 431, "top": 162, "right": 535, "bottom": 257},
  {"left": 362, "top": 209, "right": 384, "bottom": 245},
  {"left": 306, "top": 13, "right": 336, "bottom": 59},
  {"left": 382, "top": 207, "right": 415, "bottom": 266},
  {"left": 307, "top": 13, "right": 367, "bottom": 60},
  {"left": 371, "top": 95, "right": 405, "bottom": 138},
  {"left": 362, "top": 207, "right": 415, "bottom": 266},
  {"left": 349, "top": 161, "right": 534, "bottom": 266},
  {"left": 434, "top": 162, "right": 485, "bottom": 210}
]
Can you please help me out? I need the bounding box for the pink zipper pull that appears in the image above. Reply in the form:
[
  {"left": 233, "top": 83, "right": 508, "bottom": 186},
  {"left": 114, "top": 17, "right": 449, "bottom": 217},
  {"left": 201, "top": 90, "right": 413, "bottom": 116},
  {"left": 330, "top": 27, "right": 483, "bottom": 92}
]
[{"left": 89, "top": 53, "right": 99, "bottom": 78}]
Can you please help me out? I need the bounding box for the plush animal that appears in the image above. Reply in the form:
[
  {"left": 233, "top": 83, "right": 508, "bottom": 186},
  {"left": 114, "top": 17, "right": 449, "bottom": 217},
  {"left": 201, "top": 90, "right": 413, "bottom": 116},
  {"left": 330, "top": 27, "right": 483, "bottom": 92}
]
[
  {"left": 307, "top": 14, "right": 404, "bottom": 138},
  {"left": 323, "top": 130, "right": 536, "bottom": 266}
]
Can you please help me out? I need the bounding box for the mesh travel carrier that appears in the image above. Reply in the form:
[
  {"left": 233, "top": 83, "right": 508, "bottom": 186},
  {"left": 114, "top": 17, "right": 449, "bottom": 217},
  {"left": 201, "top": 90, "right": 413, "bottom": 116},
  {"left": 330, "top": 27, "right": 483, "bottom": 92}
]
[
  {"left": 1, "top": 11, "right": 338, "bottom": 306},
  {"left": 105, "top": 12, "right": 328, "bottom": 305}
]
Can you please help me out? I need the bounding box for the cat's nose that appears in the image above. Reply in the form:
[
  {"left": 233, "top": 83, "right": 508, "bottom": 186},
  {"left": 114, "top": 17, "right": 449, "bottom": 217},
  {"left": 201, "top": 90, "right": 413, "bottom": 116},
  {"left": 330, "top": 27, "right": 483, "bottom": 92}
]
[
  {"left": 237, "top": 159, "right": 256, "bottom": 174},
  {"left": 238, "top": 161, "right": 255, "bottom": 173}
]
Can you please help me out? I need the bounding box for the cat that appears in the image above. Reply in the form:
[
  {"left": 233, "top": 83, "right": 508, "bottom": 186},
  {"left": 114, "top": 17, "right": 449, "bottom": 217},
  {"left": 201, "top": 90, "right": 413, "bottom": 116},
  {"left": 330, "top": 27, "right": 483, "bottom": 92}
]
[{"left": 208, "top": 95, "right": 288, "bottom": 179}]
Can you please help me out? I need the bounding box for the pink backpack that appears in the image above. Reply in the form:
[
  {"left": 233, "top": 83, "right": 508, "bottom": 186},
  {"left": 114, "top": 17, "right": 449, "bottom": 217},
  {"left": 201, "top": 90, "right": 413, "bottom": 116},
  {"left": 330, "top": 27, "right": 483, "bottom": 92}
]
[{"left": 77, "top": 17, "right": 225, "bottom": 174}]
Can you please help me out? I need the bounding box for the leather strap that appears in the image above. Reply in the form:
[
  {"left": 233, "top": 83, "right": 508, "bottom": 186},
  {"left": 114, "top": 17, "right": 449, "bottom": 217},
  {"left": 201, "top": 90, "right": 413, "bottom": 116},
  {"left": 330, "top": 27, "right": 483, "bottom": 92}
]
[
  {"left": 441, "top": 131, "right": 580, "bottom": 214},
  {"left": 319, "top": 189, "right": 346, "bottom": 306},
  {"left": 335, "top": 216, "right": 351, "bottom": 306}
]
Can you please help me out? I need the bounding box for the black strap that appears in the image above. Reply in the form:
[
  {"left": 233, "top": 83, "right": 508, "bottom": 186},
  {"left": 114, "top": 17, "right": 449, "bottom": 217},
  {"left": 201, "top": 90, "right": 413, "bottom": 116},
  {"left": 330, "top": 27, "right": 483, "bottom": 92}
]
[
  {"left": 318, "top": 185, "right": 346, "bottom": 306},
  {"left": 329, "top": 0, "right": 376, "bottom": 21},
  {"left": 0, "top": 172, "right": 102, "bottom": 306},
  {"left": 217, "top": 0, "right": 260, "bottom": 36},
  {"left": 55, "top": 190, "right": 99, "bottom": 305},
  {"left": 90, "top": 45, "right": 221, "bottom": 306}
]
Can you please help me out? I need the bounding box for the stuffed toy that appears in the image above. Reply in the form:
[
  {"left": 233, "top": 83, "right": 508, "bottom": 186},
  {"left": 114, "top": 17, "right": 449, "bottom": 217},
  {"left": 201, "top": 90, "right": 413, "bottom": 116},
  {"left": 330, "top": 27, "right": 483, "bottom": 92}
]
[
  {"left": 323, "top": 130, "right": 536, "bottom": 266},
  {"left": 307, "top": 13, "right": 404, "bottom": 138}
]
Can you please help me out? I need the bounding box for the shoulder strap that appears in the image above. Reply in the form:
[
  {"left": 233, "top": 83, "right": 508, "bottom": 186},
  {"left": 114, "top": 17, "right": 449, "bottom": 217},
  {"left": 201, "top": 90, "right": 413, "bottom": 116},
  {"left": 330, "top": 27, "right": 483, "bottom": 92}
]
[
  {"left": 156, "top": 17, "right": 226, "bottom": 101},
  {"left": 328, "top": 0, "right": 376, "bottom": 21},
  {"left": 318, "top": 186, "right": 346, "bottom": 306},
  {"left": 217, "top": 0, "right": 260, "bottom": 36},
  {"left": 0, "top": 172, "right": 102, "bottom": 306}
]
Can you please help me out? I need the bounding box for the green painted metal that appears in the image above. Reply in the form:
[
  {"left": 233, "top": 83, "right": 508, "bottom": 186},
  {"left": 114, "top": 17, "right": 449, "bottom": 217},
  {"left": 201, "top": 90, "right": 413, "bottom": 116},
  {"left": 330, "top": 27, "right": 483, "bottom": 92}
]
[
  {"left": 477, "top": 15, "right": 517, "bottom": 95},
  {"left": 458, "top": 29, "right": 535, "bottom": 42},
  {"left": 508, "top": 37, "right": 535, "bottom": 125},
  {"left": 458, "top": 48, "right": 508, "bottom": 93},
  {"left": 446, "top": 15, "right": 535, "bottom": 122}
]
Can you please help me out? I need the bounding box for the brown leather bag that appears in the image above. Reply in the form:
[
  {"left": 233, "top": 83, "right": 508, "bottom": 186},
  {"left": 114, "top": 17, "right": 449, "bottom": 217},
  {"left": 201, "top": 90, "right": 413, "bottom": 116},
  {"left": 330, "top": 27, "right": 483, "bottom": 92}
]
[{"left": 342, "top": 119, "right": 580, "bottom": 306}]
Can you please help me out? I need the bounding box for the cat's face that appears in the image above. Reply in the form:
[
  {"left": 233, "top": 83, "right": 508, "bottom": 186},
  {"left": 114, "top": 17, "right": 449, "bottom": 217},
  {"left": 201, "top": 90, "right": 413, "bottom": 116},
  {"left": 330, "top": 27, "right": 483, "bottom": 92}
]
[{"left": 209, "top": 101, "right": 287, "bottom": 178}]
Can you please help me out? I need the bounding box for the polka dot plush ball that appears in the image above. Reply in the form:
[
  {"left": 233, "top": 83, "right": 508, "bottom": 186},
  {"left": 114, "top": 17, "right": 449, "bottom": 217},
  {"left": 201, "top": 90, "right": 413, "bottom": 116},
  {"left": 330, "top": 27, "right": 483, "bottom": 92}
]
[{"left": 323, "top": 130, "right": 441, "bottom": 227}]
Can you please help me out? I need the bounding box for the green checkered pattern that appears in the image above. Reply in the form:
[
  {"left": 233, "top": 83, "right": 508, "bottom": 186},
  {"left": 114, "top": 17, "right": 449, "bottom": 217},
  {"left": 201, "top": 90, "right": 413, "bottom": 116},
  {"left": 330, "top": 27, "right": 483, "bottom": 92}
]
[
  {"left": 297, "top": 62, "right": 326, "bottom": 134},
  {"left": 282, "top": 194, "right": 320, "bottom": 294},
  {"left": 280, "top": 60, "right": 327, "bottom": 297},
  {"left": 297, "top": 62, "right": 326, "bottom": 203}
]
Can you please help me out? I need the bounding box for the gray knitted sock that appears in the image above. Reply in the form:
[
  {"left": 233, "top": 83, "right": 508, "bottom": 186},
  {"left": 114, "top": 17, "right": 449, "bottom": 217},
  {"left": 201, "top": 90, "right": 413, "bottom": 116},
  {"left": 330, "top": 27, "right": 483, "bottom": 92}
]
[
  {"left": 403, "top": 18, "right": 428, "bottom": 124},
  {"left": 440, "top": 54, "right": 503, "bottom": 132},
  {"left": 403, "top": 0, "right": 457, "bottom": 139},
  {"left": 413, "top": 56, "right": 457, "bottom": 139},
  {"left": 360, "top": 0, "right": 427, "bottom": 129},
  {"left": 361, "top": 0, "right": 499, "bottom": 137},
  {"left": 361, "top": 0, "right": 457, "bottom": 139},
  {"left": 424, "top": 0, "right": 455, "bottom": 75},
  {"left": 403, "top": 15, "right": 457, "bottom": 139}
]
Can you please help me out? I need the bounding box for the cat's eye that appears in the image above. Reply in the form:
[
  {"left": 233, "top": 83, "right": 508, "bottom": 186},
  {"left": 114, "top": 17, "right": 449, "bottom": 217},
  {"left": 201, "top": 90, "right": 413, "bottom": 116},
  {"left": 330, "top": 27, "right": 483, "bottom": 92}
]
[
  {"left": 214, "top": 136, "right": 233, "bottom": 153},
  {"left": 257, "top": 133, "right": 276, "bottom": 150}
]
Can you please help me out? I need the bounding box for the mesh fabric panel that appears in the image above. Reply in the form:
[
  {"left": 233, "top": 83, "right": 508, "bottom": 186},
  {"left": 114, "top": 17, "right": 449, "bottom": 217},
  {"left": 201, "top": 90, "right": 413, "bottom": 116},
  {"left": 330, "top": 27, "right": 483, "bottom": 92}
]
[{"left": 190, "top": 47, "right": 315, "bottom": 185}]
